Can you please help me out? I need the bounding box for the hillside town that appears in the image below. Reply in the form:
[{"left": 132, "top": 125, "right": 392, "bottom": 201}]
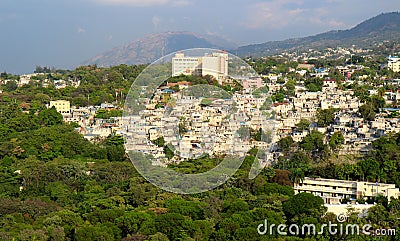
[
  {"left": 122, "top": 51, "right": 274, "bottom": 165},
  {"left": 46, "top": 51, "right": 400, "bottom": 210},
  {"left": 2, "top": 50, "right": 400, "bottom": 209},
  {"left": 2, "top": 3, "right": 400, "bottom": 240},
  {"left": 2, "top": 52, "right": 400, "bottom": 164}
]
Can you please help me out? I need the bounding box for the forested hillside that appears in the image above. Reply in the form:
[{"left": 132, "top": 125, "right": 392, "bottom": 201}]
[{"left": 0, "top": 63, "right": 399, "bottom": 240}]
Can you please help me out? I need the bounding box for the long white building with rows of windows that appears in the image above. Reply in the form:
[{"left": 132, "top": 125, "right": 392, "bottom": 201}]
[
  {"left": 172, "top": 51, "right": 229, "bottom": 82},
  {"left": 294, "top": 177, "right": 400, "bottom": 204}
]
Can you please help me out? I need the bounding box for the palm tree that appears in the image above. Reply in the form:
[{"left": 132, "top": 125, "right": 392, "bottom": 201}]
[{"left": 289, "top": 168, "right": 305, "bottom": 184}]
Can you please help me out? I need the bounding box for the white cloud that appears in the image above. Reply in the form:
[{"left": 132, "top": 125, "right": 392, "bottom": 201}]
[
  {"left": 94, "top": 0, "right": 168, "bottom": 6},
  {"left": 243, "top": 0, "right": 305, "bottom": 30},
  {"left": 309, "top": 8, "right": 347, "bottom": 28},
  {"left": 288, "top": 8, "right": 305, "bottom": 16},
  {"left": 172, "top": 0, "right": 190, "bottom": 7},
  {"left": 92, "top": 0, "right": 190, "bottom": 7},
  {"left": 327, "top": 20, "right": 346, "bottom": 28},
  {"left": 324, "top": 0, "right": 346, "bottom": 3},
  {"left": 243, "top": 0, "right": 347, "bottom": 30},
  {"left": 77, "top": 27, "right": 86, "bottom": 33},
  {"left": 152, "top": 15, "right": 162, "bottom": 28}
]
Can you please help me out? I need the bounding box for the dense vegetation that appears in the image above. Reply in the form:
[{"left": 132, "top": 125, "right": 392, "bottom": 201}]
[
  {"left": 1, "top": 64, "right": 146, "bottom": 108},
  {"left": 0, "top": 99, "right": 301, "bottom": 241},
  {"left": 1, "top": 63, "right": 400, "bottom": 240}
]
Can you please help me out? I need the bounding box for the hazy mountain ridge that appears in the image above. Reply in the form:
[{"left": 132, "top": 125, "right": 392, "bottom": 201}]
[
  {"left": 236, "top": 12, "right": 400, "bottom": 57},
  {"left": 84, "top": 12, "right": 400, "bottom": 67},
  {"left": 83, "top": 32, "right": 237, "bottom": 67}
]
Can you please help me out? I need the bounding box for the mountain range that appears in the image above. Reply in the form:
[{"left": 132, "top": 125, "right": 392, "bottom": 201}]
[
  {"left": 236, "top": 12, "right": 400, "bottom": 57},
  {"left": 83, "top": 32, "right": 237, "bottom": 67},
  {"left": 84, "top": 12, "right": 400, "bottom": 67}
]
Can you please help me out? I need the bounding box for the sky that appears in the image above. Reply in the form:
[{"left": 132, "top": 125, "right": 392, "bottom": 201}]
[{"left": 0, "top": 0, "right": 399, "bottom": 74}]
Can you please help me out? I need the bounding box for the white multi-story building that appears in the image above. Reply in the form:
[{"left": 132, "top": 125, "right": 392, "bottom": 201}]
[
  {"left": 171, "top": 51, "right": 229, "bottom": 82},
  {"left": 201, "top": 51, "right": 229, "bottom": 81},
  {"left": 172, "top": 53, "right": 201, "bottom": 77},
  {"left": 295, "top": 177, "right": 400, "bottom": 204},
  {"left": 387, "top": 55, "right": 400, "bottom": 72}
]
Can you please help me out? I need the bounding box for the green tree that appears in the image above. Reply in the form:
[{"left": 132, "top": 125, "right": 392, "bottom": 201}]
[
  {"left": 329, "top": 131, "right": 344, "bottom": 151},
  {"left": 95, "top": 109, "right": 123, "bottom": 119},
  {"left": 165, "top": 198, "right": 205, "bottom": 220},
  {"left": 104, "top": 135, "right": 126, "bottom": 162},
  {"left": 316, "top": 108, "right": 337, "bottom": 127},
  {"left": 289, "top": 167, "right": 305, "bottom": 184},
  {"left": 163, "top": 145, "right": 174, "bottom": 159},
  {"left": 37, "top": 107, "right": 63, "bottom": 126},
  {"left": 284, "top": 79, "right": 296, "bottom": 96},
  {"left": 115, "top": 211, "right": 156, "bottom": 237},
  {"left": 305, "top": 77, "right": 323, "bottom": 92},
  {"left": 236, "top": 126, "right": 250, "bottom": 141},
  {"left": 290, "top": 151, "right": 312, "bottom": 167},
  {"left": 359, "top": 104, "right": 376, "bottom": 121},
  {"left": 295, "top": 119, "right": 311, "bottom": 131},
  {"left": 155, "top": 213, "right": 188, "bottom": 240},
  {"left": 148, "top": 232, "right": 170, "bottom": 241},
  {"left": 277, "top": 136, "right": 294, "bottom": 153},
  {"left": 283, "top": 192, "right": 326, "bottom": 222},
  {"left": 152, "top": 136, "right": 165, "bottom": 147},
  {"left": 271, "top": 92, "right": 285, "bottom": 103},
  {"left": 301, "top": 130, "right": 325, "bottom": 152},
  {"left": 4, "top": 81, "right": 18, "bottom": 92},
  {"left": 75, "top": 223, "right": 117, "bottom": 241}
]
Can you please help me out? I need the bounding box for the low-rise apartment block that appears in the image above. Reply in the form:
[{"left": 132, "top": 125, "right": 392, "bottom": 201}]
[
  {"left": 49, "top": 100, "right": 71, "bottom": 115},
  {"left": 387, "top": 55, "right": 400, "bottom": 72},
  {"left": 294, "top": 177, "right": 400, "bottom": 204}
]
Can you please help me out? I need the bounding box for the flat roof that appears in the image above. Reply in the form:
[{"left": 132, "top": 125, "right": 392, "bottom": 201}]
[{"left": 300, "top": 177, "right": 397, "bottom": 187}]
